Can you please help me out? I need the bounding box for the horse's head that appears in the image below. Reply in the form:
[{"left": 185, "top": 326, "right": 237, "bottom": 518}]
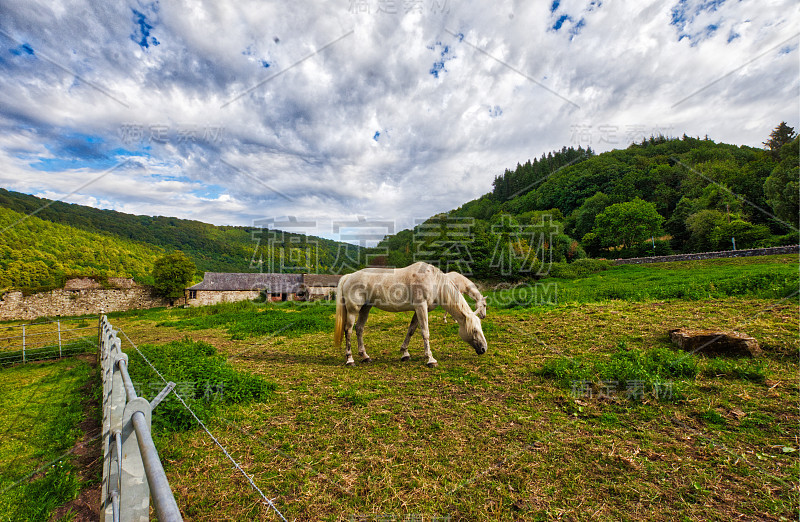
[
  {"left": 459, "top": 311, "right": 487, "bottom": 355},
  {"left": 475, "top": 297, "right": 487, "bottom": 320}
]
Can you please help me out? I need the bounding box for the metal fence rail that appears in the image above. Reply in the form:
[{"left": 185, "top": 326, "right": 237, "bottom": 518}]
[{"left": 99, "top": 315, "right": 183, "bottom": 521}]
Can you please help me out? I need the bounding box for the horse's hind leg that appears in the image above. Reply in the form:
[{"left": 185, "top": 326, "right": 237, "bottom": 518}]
[
  {"left": 355, "top": 305, "right": 372, "bottom": 363},
  {"left": 344, "top": 306, "right": 358, "bottom": 366},
  {"left": 399, "top": 312, "right": 418, "bottom": 361}
]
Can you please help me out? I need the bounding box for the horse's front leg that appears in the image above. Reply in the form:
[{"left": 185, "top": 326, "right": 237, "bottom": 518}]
[
  {"left": 355, "top": 305, "right": 372, "bottom": 363},
  {"left": 399, "top": 312, "right": 418, "bottom": 361},
  {"left": 415, "top": 304, "right": 437, "bottom": 368}
]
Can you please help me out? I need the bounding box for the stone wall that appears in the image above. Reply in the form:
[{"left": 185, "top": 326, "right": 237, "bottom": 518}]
[
  {"left": 0, "top": 283, "right": 178, "bottom": 321},
  {"left": 186, "top": 290, "right": 262, "bottom": 307},
  {"left": 614, "top": 245, "right": 799, "bottom": 265}
]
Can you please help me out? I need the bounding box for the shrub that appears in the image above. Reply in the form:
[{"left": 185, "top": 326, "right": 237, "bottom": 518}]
[
  {"left": 125, "top": 338, "right": 276, "bottom": 433},
  {"left": 537, "top": 344, "right": 698, "bottom": 401}
]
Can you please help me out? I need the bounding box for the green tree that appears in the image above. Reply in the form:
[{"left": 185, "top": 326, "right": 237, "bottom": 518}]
[
  {"left": 713, "top": 220, "right": 771, "bottom": 250},
  {"left": 763, "top": 122, "right": 797, "bottom": 159},
  {"left": 764, "top": 137, "right": 799, "bottom": 229},
  {"left": 591, "top": 198, "right": 664, "bottom": 250},
  {"left": 569, "top": 192, "right": 611, "bottom": 239},
  {"left": 665, "top": 196, "right": 701, "bottom": 251},
  {"left": 685, "top": 210, "right": 727, "bottom": 252},
  {"left": 152, "top": 252, "right": 196, "bottom": 298}
]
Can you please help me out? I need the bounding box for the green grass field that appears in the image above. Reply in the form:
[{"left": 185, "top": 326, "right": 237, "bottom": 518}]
[
  {"left": 101, "top": 254, "right": 798, "bottom": 521},
  {"left": 0, "top": 357, "right": 94, "bottom": 521}
]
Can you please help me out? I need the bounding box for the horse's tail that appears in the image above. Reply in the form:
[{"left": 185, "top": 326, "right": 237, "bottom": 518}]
[{"left": 334, "top": 275, "right": 347, "bottom": 349}]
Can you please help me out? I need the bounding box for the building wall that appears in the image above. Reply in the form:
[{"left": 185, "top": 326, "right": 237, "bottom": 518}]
[
  {"left": 306, "top": 286, "right": 336, "bottom": 301},
  {"left": 186, "top": 290, "right": 262, "bottom": 307},
  {"left": 0, "top": 286, "right": 176, "bottom": 321}
]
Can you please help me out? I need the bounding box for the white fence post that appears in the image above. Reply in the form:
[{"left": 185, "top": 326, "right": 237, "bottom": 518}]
[
  {"left": 99, "top": 315, "right": 183, "bottom": 522},
  {"left": 22, "top": 324, "right": 25, "bottom": 364},
  {"left": 101, "top": 317, "right": 113, "bottom": 521},
  {"left": 58, "top": 320, "right": 62, "bottom": 358}
]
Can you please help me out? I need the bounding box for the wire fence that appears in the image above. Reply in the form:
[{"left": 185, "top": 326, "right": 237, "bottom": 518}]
[
  {"left": 117, "top": 329, "right": 288, "bottom": 521},
  {"left": 0, "top": 319, "right": 96, "bottom": 367},
  {"left": 2, "top": 315, "right": 288, "bottom": 520}
]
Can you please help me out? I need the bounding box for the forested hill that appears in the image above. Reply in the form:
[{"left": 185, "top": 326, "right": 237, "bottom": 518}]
[
  {"left": 0, "top": 206, "right": 165, "bottom": 291},
  {"left": 0, "top": 189, "right": 357, "bottom": 291},
  {"left": 377, "top": 127, "right": 799, "bottom": 278}
]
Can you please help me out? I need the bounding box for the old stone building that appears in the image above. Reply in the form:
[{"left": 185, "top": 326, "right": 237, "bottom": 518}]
[
  {"left": 301, "top": 274, "right": 341, "bottom": 301},
  {"left": 185, "top": 272, "right": 303, "bottom": 306},
  {"left": 184, "top": 272, "right": 342, "bottom": 306}
]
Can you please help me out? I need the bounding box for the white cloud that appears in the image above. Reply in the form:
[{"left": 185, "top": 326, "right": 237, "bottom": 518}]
[{"left": 0, "top": 0, "right": 797, "bottom": 237}]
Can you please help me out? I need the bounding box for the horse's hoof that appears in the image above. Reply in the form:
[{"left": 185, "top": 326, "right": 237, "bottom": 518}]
[
  {"left": 345, "top": 361, "right": 355, "bottom": 367},
  {"left": 361, "top": 357, "right": 372, "bottom": 364},
  {"left": 400, "top": 355, "right": 410, "bottom": 362},
  {"left": 426, "top": 362, "right": 438, "bottom": 368}
]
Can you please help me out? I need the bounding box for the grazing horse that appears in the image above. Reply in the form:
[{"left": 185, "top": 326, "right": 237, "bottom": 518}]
[
  {"left": 334, "top": 262, "right": 487, "bottom": 367},
  {"left": 443, "top": 271, "right": 487, "bottom": 322}
]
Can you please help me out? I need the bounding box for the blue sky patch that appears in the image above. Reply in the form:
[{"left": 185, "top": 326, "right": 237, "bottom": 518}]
[
  {"left": 489, "top": 106, "right": 502, "bottom": 118},
  {"left": 26, "top": 132, "right": 142, "bottom": 172},
  {"left": 373, "top": 131, "right": 380, "bottom": 141},
  {"left": 552, "top": 14, "right": 572, "bottom": 31},
  {"left": 571, "top": 18, "right": 586, "bottom": 38},
  {"left": 550, "top": 1, "right": 598, "bottom": 37},
  {"left": 428, "top": 40, "right": 456, "bottom": 79},
  {"left": 260, "top": 59, "right": 271, "bottom": 68},
  {"left": 131, "top": 8, "right": 159, "bottom": 49},
  {"left": 190, "top": 183, "right": 226, "bottom": 200},
  {"left": 9, "top": 43, "right": 34, "bottom": 56},
  {"left": 670, "top": 0, "right": 727, "bottom": 42}
]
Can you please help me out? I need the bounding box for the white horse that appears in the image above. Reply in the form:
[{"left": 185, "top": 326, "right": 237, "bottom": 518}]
[
  {"left": 334, "top": 262, "right": 487, "bottom": 367},
  {"left": 443, "top": 271, "right": 487, "bottom": 322}
]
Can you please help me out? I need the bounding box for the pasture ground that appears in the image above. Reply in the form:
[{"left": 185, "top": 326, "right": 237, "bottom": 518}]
[
  {"left": 101, "top": 254, "right": 798, "bottom": 521},
  {"left": 0, "top": 254, "right": 795, "bottom": 520},
  {"left": 0, "top": 356, "right": 98, "bottom": 521}
]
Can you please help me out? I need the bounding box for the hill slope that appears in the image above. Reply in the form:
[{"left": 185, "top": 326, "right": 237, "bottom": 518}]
[
  {"left": 0, "top": 189, "right": 359, "bottom": 289},
  {"left": 375, "top": 134, "right": 798, "bottom": 277},
  {"left": 0, "top": 206, "right": 165, "bottom": 291}
]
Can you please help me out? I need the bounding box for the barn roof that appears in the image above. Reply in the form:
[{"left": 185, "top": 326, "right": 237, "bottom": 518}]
[
  {"left": 302, "top": 274, "right": 341, "bottom": 287},
  {"left": 188, "top": 273, "right": 303, "bottom": 293}
]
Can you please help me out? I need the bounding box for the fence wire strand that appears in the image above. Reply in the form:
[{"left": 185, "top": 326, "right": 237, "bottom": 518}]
[{"left": 118, "top": 329, "right": 288, "bottom": 522}]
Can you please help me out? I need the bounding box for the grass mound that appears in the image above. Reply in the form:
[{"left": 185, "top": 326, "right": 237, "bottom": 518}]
[
  {"left": 538, "top": 342, "right": 768, "bottom": 401},
  {"left": 126, "top": 338, "right": 277, "bottom": 433}
]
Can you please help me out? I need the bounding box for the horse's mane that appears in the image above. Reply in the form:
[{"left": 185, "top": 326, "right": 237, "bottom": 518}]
[{"left": 436, "top": 270, "right": 473, "bottom": 320}]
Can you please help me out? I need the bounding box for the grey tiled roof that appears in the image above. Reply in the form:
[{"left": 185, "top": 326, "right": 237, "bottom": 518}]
[
  {"left": 188, "top": 273, "right": 303, "bottom": 292},
  {"left": 302, "top": 274, "right": 341, "bottom": 287}
]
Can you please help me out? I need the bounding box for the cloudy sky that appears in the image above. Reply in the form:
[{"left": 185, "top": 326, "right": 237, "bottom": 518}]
[{"left": 0, "top": 0, "right": 798, "bottom": 241}]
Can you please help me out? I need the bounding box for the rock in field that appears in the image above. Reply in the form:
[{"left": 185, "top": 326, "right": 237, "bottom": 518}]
[{"left": 669, "top": 328, "right": 761, "bottom": 357}]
